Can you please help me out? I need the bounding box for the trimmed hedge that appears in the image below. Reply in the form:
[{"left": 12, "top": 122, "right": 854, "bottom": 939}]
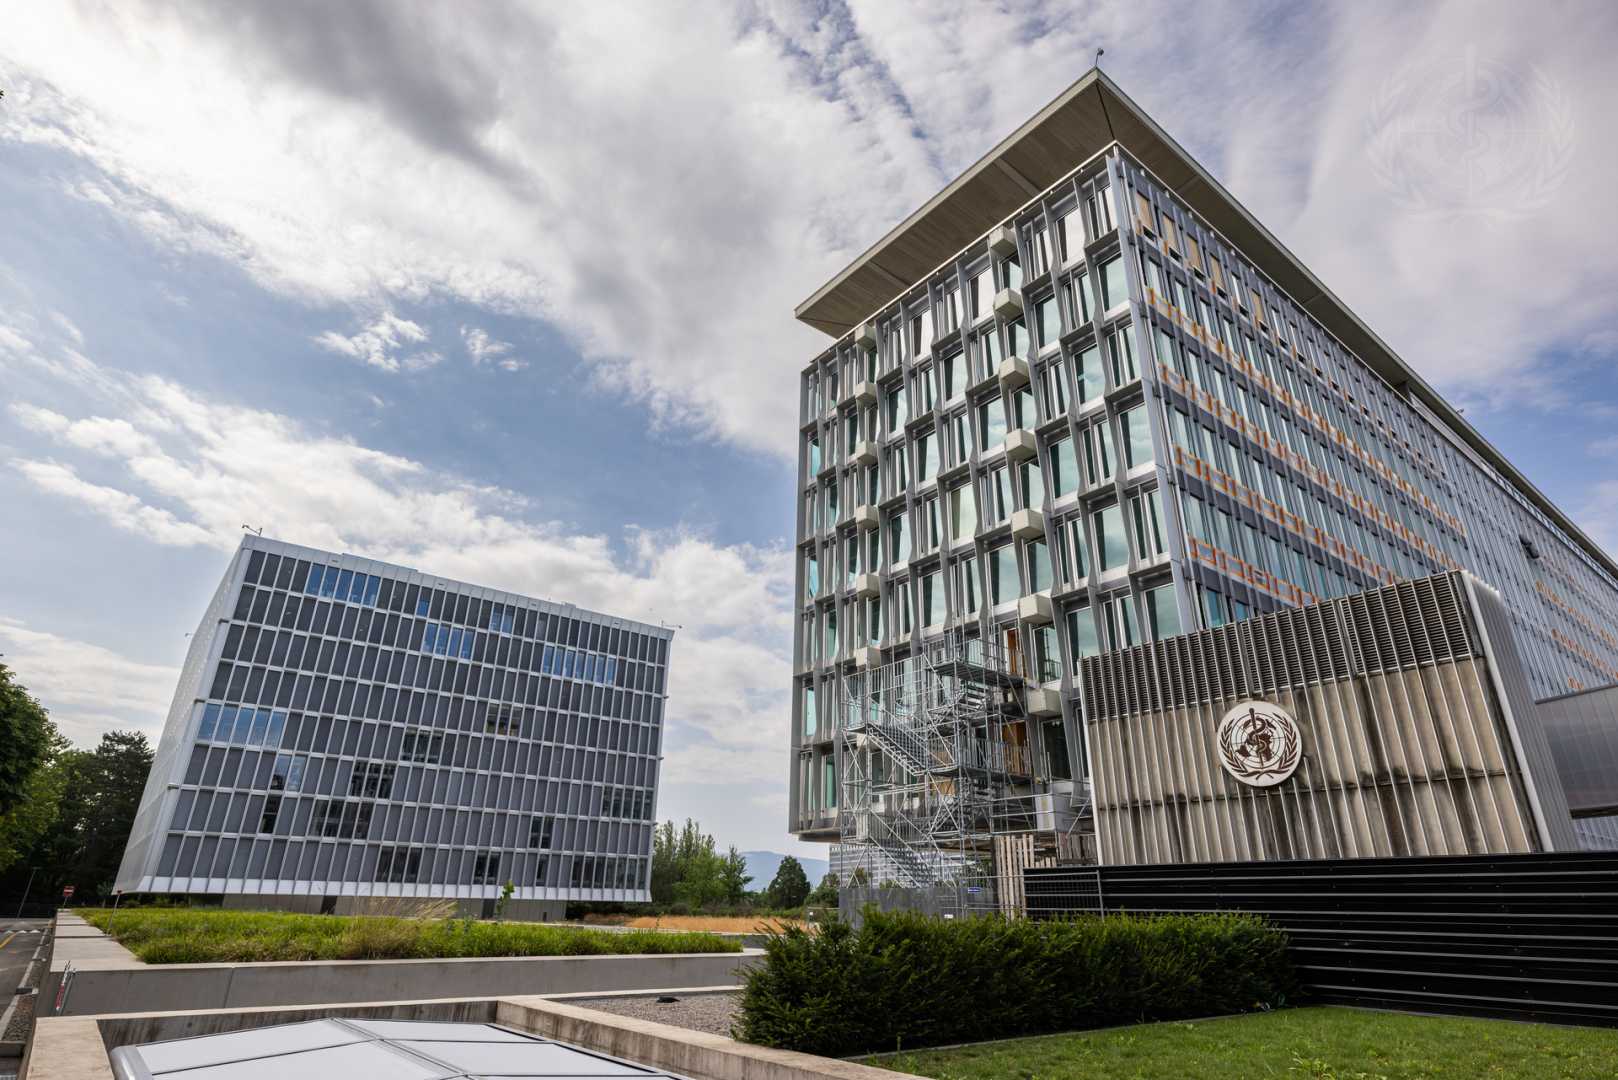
[{"left": 734, "top": 909, "right": 1294, "bottom": 1057}]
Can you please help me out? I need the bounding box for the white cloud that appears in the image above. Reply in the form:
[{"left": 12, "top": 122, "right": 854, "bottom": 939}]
[
  {"left": 312, "top": 310, "right": 436, "bottom": 373},
  {"left": 8, "top": 4, "right": 1611, "bottom": 454},
  {"left": 9, "top": 347, "right": 794, "bottom": 786},
  {"left": 0, "top": 617, "right": 180, "bottom": 745},
  {"left": 50, "top": 310, "right": 85, "bottom": 346},
  {"left": 462, "top": 325, "right": 524, "bottom": 372}
]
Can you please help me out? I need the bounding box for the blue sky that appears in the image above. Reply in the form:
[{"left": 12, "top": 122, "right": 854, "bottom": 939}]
[{"left": 2, "top": 1, "right": 1617, "bottom": 857}]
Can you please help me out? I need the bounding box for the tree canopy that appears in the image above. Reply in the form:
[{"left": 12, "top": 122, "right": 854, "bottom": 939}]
[
  {"left": 767, "top": 855, "right": 811, "bottom": 908},
  {"left": 0, "top": 663, "right": 55, "bottom": 818}
]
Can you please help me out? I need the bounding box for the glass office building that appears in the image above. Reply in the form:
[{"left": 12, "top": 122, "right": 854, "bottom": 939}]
[
  {"left": 789, "top": 69, "right": 1618, "bottom": 843},
  {"left": 116, "top": 536, "right": 672, "bottom": 919}
]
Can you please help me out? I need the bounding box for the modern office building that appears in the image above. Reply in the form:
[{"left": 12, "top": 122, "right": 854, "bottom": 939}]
[
  {"left": 790, "top": 70, "right": 1618, "bottom": 877},
  {"left": 116, "top": 536, "right": 673, "bottom": 920}
]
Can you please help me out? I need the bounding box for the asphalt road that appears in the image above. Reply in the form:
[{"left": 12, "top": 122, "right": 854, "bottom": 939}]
[{"left": 0, "top": 920, "right": 45, "bottom": 1001}]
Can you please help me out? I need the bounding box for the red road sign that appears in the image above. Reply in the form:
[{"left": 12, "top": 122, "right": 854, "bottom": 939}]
[{"left": 61, "top": 885, "right": 75, "bottom": 899}]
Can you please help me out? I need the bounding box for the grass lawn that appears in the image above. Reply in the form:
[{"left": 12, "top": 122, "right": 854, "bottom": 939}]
[
  {"left": 865, "top": 1006, "right": 1618, "bottom": 1080},
  {"left": 80, "top": 907, "right": 742, "bottom": 963}
]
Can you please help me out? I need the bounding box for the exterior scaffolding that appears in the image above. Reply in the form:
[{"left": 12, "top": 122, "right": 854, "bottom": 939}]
[{"left": 836, "top": 629, "right": 1039, "bottom": 917}]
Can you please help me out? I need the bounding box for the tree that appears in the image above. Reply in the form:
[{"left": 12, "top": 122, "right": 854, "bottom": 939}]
[
  {"left": 766, "top": 855, "right": 811, "bottom": 909},
  {"left": 806, "top": 871, "right": 839, "bottom": 907},
  {"left": 0, "top": 738, "right": 68, "bottom": 876},
  {"left": 719, "top": 846, "right": 752, "bottom": 905},
  {"left": 32, "top": 731, "right": 153, "bottom": 901},
  {"left": 0, "top": 663, "right": 55, "bottom": 818}
]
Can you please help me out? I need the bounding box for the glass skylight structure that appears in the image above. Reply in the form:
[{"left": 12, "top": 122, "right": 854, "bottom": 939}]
[
  {"left": 109, "top": 1018, "right": 693, "bottom": 1079},
  {"left": 116, "top": 536, "right": 672, "bottom": 918}
]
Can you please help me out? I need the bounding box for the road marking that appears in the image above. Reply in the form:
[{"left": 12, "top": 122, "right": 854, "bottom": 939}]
[{"left": 0, "top": 933, "right": 13, "bottom": 952}]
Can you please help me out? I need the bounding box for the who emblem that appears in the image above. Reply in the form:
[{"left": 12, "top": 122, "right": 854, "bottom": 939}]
[{"left": 1216, "top": 702, "right": 1301, "bottom": 788}]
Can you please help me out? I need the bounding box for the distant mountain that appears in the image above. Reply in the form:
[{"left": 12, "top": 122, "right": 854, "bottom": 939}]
[{"left": 741, "top": 850, "right": 829, "bottom": 890}]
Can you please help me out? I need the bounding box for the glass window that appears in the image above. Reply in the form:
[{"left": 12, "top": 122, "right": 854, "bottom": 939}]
[
  {"left": 986, "top": 465, "right": 1012, "bottom": 523},
  {"left": 1057, "top": 515, "right": 1089, "bottom": 582},
  {"left": 975, "top": 327, "right": 1001, "bottom": 380},
  {"left": 823, "top": 757, "right": 837, "bottom": 809},
  {"left": 922, "top": 571, "right": 944, "bottom": 627},
  {"left": 1008, "top": 318, "right": 1029, "bottom": 357},
  {"left": 1101, "top": 256, "right": 1129, "bottom": 310},
  {"left": 1076, "top": 343, "right": 1104, "bottom": 403},
  {"left": 803, "top": 685, "right": 817, "bottom": 739},
  {"left": 1034, "top": 624, "right": 1061, "bottom": 683},
  {"left": 1146, "top": 583, "right": 1182, "bottom": 640},
  {"left": 1095, "top": 504, "right": 1129, "bottom": 571},
  {"left": 1100, "top": 592, "right": 1140, "bottom": 651},
  {"left": 1107, "top": 328, "right": 1138, "bottom": 385},
  {"left": 945, "top": 352, "right": 967, "bottom": 402},
  {"left": 1019, "top": 459, "right": 1044, "bottom": 510},
  {"left": 199, "top": 703, "right": 221, "bottom": 741},
  {"left": 1036, "top": 294, "right": 1060, "bottom": 348},
  {"left": 1121, "top": 405, "right": 1153, "bottom": 468},
  {"left": 949, "top": 410, "right": 973, "bottom": 466},
  {"left": 805, "top": 553, "right": 819, "bottom": 598},
  {"left": 1026, "top": 539, "right": 1050, "bottom": 594},
  {"left": 1066, "top": 606, "right": 1100, "bottom": 665},
  {"left": 989, "top": 544, "right": 1019, "bottom": 605},
  {"left": 1040, "top": 357, "right": 1069, "bottom": 418},
  {"left": 916, "top": 430, "right": 937, "bottom": 481},
  {"left": 957, "top": 556, "right": 980, "bottom": 615},
  {"left": 949, "top": 483, "right": 977, "bottom": 542},
  {"left": 1084, "top": 421, "right": 1115, "bottom": 486},
  {"left": 888, "top": 512, "right": 910, "bottom": 564},
  {"left": 1050, "top": 436, "right": 1079, "bottom": 498},
  {"left": 1130, "top": 488, "right": 1168, "bottom": 558},
  {"left": 885, "top": 386, "right": 907, "bottom": 432},
  {"left": 977, "top": 395, "right": 1007, "bottom": 449},
  {"left": 807, "top": 436, "right": 821, "bottom": 476}
]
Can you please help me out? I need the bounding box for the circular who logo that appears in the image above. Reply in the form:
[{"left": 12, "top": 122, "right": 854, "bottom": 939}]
[{"left": 1216, "top": 702, "right": 1302, "bottom": 788}]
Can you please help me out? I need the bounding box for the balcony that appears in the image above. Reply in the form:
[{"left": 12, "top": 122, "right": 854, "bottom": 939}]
[
  {"left": 851, "top": 379, "right": 877, "bottom": 406},
  {"left": 993, "top": 288, "right": 1023, "bottom": 320},
  {"left": 854, "top": 321, "right": 877, "bottom": 349},
  {"left": 854, "top": 572, "right": 881, "bottom": 600},
  {"left": 996, "top": 354, "right": 1030, "bottom": 391},
  {"left": 1010, "top": 507, "right": 1046, "bottom": 540},
  {"left": 851, "top": 440, "right": 878, "bottom": 466},
  {"left": 988, "top": 225, "right": 1017, "bottom": 258},
  {"left": 1004, "top": 427, "right": 1037, "bottom": 463},
  {"left": 852, "top": 645, "right": 882, "bottom": 668},
  {"left": 1017, "top": 590, "right": 1054, "bottom": 625},
  {"left": 853, "top": 505, "right": 879, "bottom": 530}
]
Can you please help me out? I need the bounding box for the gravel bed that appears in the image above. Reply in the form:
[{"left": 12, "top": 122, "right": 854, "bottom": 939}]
[
  {"left": 568, "top": 991, "right": 740, "bottom": 1038},
  {"left": 2, "top": 992, "right": 34, "bottom": 1042}
]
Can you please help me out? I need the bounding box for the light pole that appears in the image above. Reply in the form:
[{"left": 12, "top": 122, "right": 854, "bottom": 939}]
[{"left": 17, "top": 866, "right": 38, "bottom": 919}]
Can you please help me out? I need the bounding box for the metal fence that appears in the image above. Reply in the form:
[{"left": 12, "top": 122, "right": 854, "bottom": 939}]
[{"left": 1025, "top": 852, "right": 1618, "bottom": 1027}]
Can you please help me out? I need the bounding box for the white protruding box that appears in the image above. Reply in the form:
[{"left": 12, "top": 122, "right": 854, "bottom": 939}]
[
  {"left": 851, "top": 440, "right": 878, "bottom": 466},
  {"left": 853, "top": 646, "right": 881, "bottom": 668},
  {"left": 997, "top": 355, "right": 1030, "bottom": 391},
  {"left": 1018, "top": 591, "right": 1054, "bottom": 625},
  {"left": 851, "top": 380, "right": 877, "bottom": 405},
  {"left": 1004, "top": 427, "right": 1037, "bottom": 463},
  {"left": 1011, "top": 507, "right": 1046, "bottom": 540},
  {"left": 988, "top": 225, "right": 1017, "bottom": 258},
  {"left": 854, "top": 321, "right": 877, "bottom": 349},
  {"left": 993, "top": 288, "right": 1023, "bottom": 320},
  {"left": 1025, "top": 687, "right": 1062, "bottom": 717},
  {"left": 854, "top": 573, "right": 881, "bottom": 600},
  {"left": 853, "top": 505, "right": 879, "bottom": 530}
]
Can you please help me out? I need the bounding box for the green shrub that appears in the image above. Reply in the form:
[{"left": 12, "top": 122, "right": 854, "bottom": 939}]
[
  {"left": 734, "top": 909, "right": 1294, "bottom": 1057},
  {"left": 79, "top": 907, "right": 742, "bottom": 963}
]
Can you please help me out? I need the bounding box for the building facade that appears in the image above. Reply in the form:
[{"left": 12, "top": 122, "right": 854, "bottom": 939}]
[
  {"left": 116, "top": 536, "right": 672, "bottom": 919},
  {"left": 1084, "top": 571, "right": 1578, "bottom": 865},
  {"left": 789, "top": 70, "right": 1618, "bottom": 853}
]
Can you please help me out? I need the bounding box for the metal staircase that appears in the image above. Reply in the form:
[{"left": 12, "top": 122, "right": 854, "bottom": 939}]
[{"left": 836, "top": 628, "right": 1029, "bottom": 916}]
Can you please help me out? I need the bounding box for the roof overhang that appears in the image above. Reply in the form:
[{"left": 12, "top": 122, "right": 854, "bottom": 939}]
[{"left": 795, "top": 69, "right": 1618, "bottom": 582}]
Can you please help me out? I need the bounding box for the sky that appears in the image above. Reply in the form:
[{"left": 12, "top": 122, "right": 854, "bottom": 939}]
[{"left": 2, "top": 1, "right": 1617, "bottom": 860}]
